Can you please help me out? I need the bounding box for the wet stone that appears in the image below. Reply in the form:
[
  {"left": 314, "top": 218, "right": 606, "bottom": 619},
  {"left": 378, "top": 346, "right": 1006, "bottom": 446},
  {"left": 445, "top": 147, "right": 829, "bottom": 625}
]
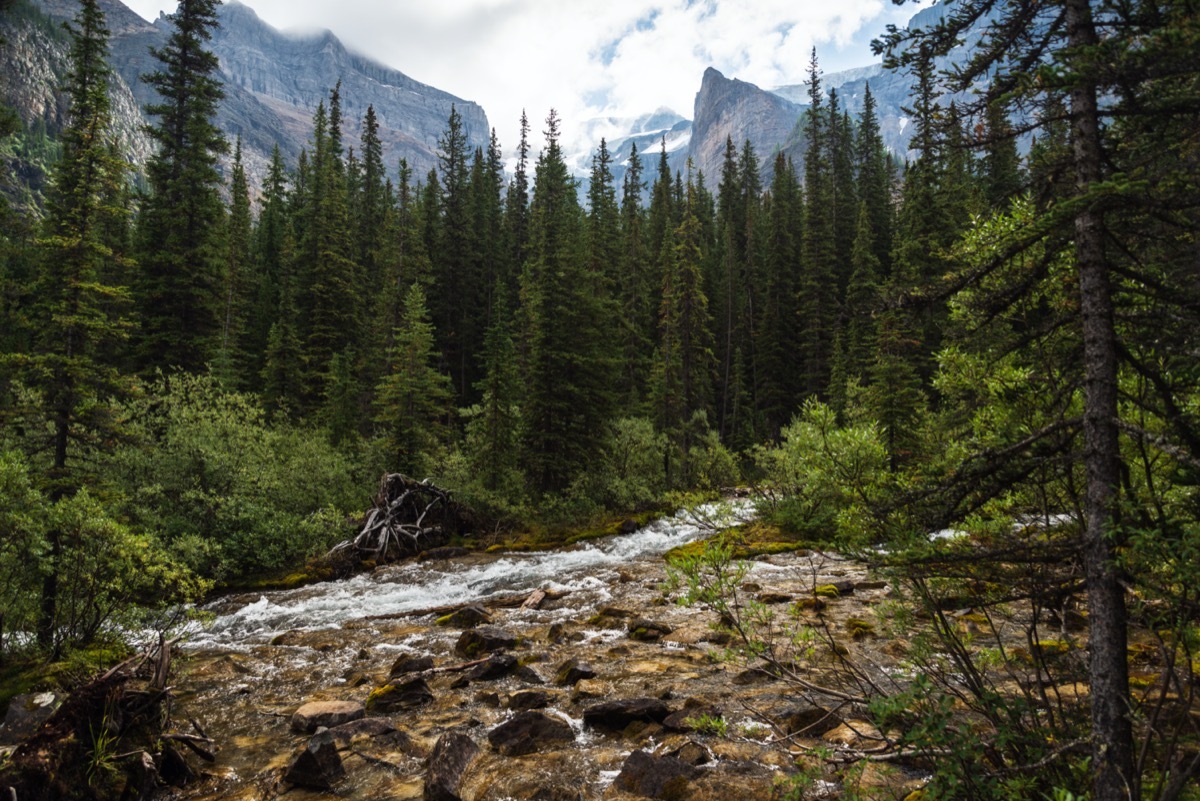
[
  {"left": 773, "top": 702, "right": 843, "bottom": 736},
  {"left": 554, "top": 657, "right": 596, "bottom": 686},
  {"left": 454, "top": 626, "right": 518, "bottom": 658},
  {"left": 756, "top": 592, "right": 792, "bottom": 604},
  {"left": 582, "top": 698, "right": 670, "bottom": 731},
  {"left": 327, "top": 716, "right": 396, "bottom": 748},
  {"left": 663, "top": 705, "right": 721, "bottom": 732},
  {"left": 668, "top": 740, "right": 711, "bottom": 765},
  {"left": 508, "top": 690, "right": 553, "bottom": 711},
  {"left": 487, "top": 710, "right": 575, "bottom": 756},
  {"left": 290, "top": 700, "right": 365, "bottom": 734},
  {"left": 613, "top": 748, "right": 699, "bottom": 799},
  {"left": 465, "top": 653, "right": 518, "bottom": 681},
  {"left": 284, "top": 729, "right": 345, "bottom": 790},
  {"left": 367, "top": 677, "right": 434, "bottom": 713},
  {"left": 0, "top": 692, "right": 62, "bottom": 745},
  {"left": 514, "top": 664, "right": 546, "bottom": 684},
  {"left": 424, "top": 731, "right": 480, "bottom": 801},
  {"left": 388, "top": 653, "right": 434, "bottom": 680},
  {"left": 627, "top": 618, "right": 673, "bottom": 642},
  {"left": 438, "top": 604, "right": 492, "bottom": 629}
]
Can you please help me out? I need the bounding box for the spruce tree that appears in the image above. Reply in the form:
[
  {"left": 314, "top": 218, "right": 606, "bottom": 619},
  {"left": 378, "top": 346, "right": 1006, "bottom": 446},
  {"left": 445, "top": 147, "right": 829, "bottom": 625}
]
[
  {"left": 136, "top": 0, "right": 227, "bottom": 372},
  {"left": 213, "top": 137, "right": 252, "bottom": 388},
  {"left": 24, "top": 0, "right": 133, "bottom": 651},
  {"left": 519, "top": 110, "right": 615, "bottom": 494},
  {"left": 374, "top": 282, "right": 453, "bottom": 474}
]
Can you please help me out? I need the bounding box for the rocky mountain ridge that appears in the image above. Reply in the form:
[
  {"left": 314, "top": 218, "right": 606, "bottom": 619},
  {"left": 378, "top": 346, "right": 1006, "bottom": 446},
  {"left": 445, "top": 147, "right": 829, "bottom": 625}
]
[{"left": 2, "top": 0, "right": 491, "bottom": 193}]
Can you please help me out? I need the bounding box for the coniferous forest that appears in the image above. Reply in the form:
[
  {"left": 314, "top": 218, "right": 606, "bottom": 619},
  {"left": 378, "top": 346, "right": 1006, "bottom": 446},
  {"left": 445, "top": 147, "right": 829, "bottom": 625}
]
[{"left": 2, "top": 0, "right": 1200, "bottom": 798}]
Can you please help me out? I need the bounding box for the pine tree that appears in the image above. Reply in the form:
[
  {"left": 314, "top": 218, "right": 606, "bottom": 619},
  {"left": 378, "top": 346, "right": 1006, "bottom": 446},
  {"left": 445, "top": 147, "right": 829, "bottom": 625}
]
[
  {"left": 616, "top": 141, "right": 652, "bottom": 408},
  {"left": 468, "top": 282, "right": 523, "bottom": 495},
  {"left": 23, "top": 0, "right": 133, "bottom": 651},
  {"left": 800, "top": 49, "right": 837, "bottom": 398},
  {"left": 300, "top": 89, "right": 359, "bottom": 403},
  {"left": 213, "top": 137, "right": 252, "bottom": 388},
  {"left": 519, "top": 110, "right": 616, "bottom": 494},
  {"left": 654, "top": 165, "right": 715, "bottom": 485},
  {"left": 435, "top": 105, "right": 474, "bottom": 399},
  {"left": 855, "top": 83, "right": 893, "bottom": 276},
  {"left": 503, "top": 110, "right": 532, "bottom": 284},
  {"left": 136, "top": 0, "right": 227, "bottom": 372},
  {"left": 374, "top": 282, "right": 453, "bottom": 474},
  {"left": 758, "top": 152, "right": 803, "bottom": 432}
]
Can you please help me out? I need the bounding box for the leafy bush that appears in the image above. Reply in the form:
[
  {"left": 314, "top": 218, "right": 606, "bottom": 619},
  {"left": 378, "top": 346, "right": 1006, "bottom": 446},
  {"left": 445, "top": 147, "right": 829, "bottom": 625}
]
[
  {"left": 752, "top": 399, "right": 887, "bottom": 544},
  {"left": 111, "top": 373, "right": 363, "bottom": 580}
]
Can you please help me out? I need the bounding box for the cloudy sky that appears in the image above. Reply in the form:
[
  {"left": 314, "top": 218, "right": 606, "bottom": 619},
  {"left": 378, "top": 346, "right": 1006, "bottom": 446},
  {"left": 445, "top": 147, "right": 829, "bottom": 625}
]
[{"left": 122, "top": 0, "right": 925, "bottom": 158}]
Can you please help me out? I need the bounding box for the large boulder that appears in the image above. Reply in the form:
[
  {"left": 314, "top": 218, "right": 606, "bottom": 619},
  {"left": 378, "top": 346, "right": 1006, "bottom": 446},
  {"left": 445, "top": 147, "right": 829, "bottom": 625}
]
[
  {"left": 487, "top": 711, "right": 575, "bottom": 756},
  {"left": 387, "top": 653, "right": 434, "bottom": 681},
  {"left": 582, "top": 698, "right": 670, "bottom": 732},
  {"left": 290, "top": 700, "right": 365, "bottom": 734},
  {"left": 553, "top": 657, "right": 596, "bottom": 686},
  {"left": 613, "top": 748, "right": 699, "bottom": 798},
  {"left": 367, "top": 677, "right": 434, "bottom": 713},
  {"left": 437, "top": 605, "right": 492, "bottom": 629},
  {"left": 454, "top": 627, "right": 518, "bottom": 658},
  {"left": 465, "top": 654, "right": 518, "bottom": 682},
  {"left": 284, "top": 729, "right": 345, "bottom": 790},
  {"left": 424, "top": 731, "right": 480, "bottom": 801}
]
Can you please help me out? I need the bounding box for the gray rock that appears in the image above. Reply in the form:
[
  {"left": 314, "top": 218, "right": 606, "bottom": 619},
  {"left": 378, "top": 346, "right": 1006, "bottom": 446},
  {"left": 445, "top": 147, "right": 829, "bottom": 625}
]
[
  {"left": 554, "top": 657, "right": 596, "bottom": 686},
  {"left": 487, "top": 710, "right": 575, "bottom": 756},
  {"left": 438, "top": 604, "right": 492, "bottom": 629},
  {"left": 387, "top": 653, "right": 434, "bottom": 680},
  {"left": 284, "top": 729, "right": 345, "bottom": 790},
  {"left": 454, "top": 626, "right": 517, "bottom": 658},
  {"left": 613, "top": 749, "right": 699, "bottom": 798},
  {"left": 582, "top": 698, "right": 671, "bottom": 731},
  {"left": 465, "top": 653, "right": 518, "bottom": 682},
  {"left": 368, "top": 677, "right": 434, "bottom": 713},
  {"left": 424, "top": 731, "right": 480, "bottom": 801},
  {"left": 0, "top": 692, "right": 61, "bottom": 745},
  {"left": 290, "top": 700, "right": 364, "bottom": 734}
]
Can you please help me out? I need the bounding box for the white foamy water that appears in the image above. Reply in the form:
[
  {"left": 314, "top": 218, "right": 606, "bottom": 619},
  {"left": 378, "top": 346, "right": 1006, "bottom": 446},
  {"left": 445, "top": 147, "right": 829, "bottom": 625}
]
[{"left": 185, "top": 501, "right": 752, "bottom": 649}]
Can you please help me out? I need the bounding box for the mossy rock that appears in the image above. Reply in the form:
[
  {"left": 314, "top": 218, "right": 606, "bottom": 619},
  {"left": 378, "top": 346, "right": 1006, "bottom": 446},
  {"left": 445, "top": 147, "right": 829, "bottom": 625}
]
[
  {"left": 846, "top": 618, "right": 876, "bottom": 639},
  {"left": 1031, "top": 639, "right": 1072, "bottom": 657},
  {"left": 814, "top": 585, "right": 841, "bottom": 598},
  {"left": 793, "top": 598, "right": 827, "bottom": 613}
]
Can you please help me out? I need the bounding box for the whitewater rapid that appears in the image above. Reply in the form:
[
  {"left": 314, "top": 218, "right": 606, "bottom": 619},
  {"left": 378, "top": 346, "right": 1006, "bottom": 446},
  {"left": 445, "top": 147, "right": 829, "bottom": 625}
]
[{"left": 184, "top": 501, "right": 753, "bottom": 650}]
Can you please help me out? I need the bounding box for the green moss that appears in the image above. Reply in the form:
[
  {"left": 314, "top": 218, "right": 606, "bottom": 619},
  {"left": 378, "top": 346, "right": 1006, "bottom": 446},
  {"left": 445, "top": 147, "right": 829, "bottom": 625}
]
[
  {"left": 814, "top": 585, "right": 841, "bottom": 598},
  {"left": 846, "top": 618, "right": 876, "bottom": 639},
  {"left": 365, "top": 683, "right": 395, "bottom": 711}
]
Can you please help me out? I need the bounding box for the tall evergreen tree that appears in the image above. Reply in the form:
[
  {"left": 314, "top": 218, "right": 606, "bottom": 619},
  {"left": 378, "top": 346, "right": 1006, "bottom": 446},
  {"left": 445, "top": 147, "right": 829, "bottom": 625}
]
[
  {"left": 136, "top": 0, "right": 226, "bottom": 372},
  {"left": 213, "top": 137, "right": 252, "bottom": 387},
  {"left": 22, "top": 0, "right": 133, "bottom": 651},
  {"left": 374, "top": 282, "right": 453, "bottom": 474},
  {"left": 519, "top": 110, "right": 615, "bottom": 494}
]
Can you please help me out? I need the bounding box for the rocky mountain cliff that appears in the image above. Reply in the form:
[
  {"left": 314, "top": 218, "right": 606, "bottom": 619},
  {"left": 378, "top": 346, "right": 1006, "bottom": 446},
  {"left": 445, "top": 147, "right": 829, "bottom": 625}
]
[{"left": 2, "top": 0, "right": 490, "bottom": 195}]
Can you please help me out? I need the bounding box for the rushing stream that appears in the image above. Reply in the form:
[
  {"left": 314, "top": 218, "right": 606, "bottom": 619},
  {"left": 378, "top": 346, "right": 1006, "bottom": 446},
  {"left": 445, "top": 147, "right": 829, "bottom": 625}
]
[{"left": 186, "top": 501, "right": 753, "bottom": 650}]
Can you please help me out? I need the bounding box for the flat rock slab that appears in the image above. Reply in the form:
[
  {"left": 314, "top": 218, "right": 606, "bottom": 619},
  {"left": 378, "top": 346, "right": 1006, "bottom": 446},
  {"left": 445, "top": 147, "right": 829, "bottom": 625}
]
[
  {"left": 0, "top": 692, "right": 62, "bottom": 745},
  {"left": 291, "top": 700, "right": 365, "bottom": 734}
]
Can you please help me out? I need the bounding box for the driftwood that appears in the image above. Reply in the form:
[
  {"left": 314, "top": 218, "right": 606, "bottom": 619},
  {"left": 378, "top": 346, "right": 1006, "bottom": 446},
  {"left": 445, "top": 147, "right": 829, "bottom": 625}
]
[{"left": 332, "top": 474, "right": 464, "bottom": 564}]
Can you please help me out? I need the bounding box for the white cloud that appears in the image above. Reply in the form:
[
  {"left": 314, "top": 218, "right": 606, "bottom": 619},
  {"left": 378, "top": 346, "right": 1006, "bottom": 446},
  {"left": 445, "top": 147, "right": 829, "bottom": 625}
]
[{"left": 121, "top": 0, "right": 924, "bottom": 163}]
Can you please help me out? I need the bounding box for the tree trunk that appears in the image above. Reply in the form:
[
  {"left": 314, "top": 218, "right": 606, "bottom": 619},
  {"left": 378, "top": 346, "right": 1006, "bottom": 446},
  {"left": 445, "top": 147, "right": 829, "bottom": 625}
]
[{"left": 1066, "top": 0, "right": 1135, "bottom": 797}]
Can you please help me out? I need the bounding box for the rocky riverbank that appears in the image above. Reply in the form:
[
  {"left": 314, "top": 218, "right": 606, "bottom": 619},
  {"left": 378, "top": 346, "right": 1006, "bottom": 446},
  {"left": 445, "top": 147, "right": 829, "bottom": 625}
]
[{"left": 162, "top": 542, "right": 927, "bottom": 801}]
